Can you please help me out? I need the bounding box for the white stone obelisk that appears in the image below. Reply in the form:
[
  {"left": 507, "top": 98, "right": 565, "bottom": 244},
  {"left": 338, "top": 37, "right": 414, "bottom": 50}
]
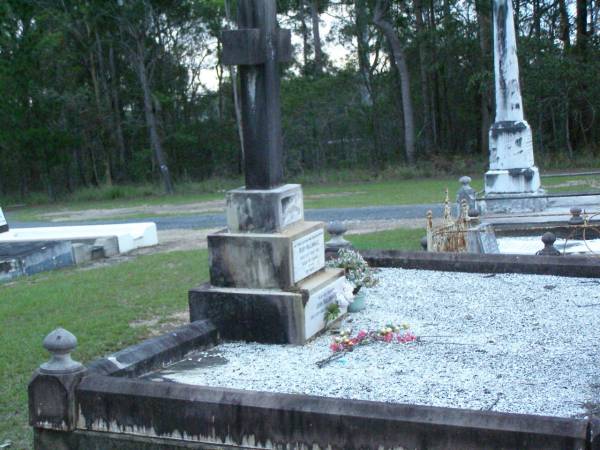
[{"left": 484, "top": 0, "right": 545, "bottom": 212}]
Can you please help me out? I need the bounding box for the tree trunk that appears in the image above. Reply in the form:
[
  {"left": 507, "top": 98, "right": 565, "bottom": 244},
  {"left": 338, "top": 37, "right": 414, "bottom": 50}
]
[
  {"left": 355, "top": 0, "right": 373, "bottom": 106},
  {"left": 224, "top": 0, "right": 245, "bottom": 172},
  {"left": 414, "top": 0, "right": 433, "bottom": 152},
  {"left": 108, "top": 44, "right": 128, "bottom": 173},
  {"left": 310, "top": 0, "right": 324, "bottom": 75},
  {"left": 475, "top": 0, "right": 492, "bottom": 156},
  {"left": 373, "top": 0, "right": 416, "bottom": 165},
  {"left": 558, "top": 0, "right": 571, "bottom": 49},
  {"left": 88, "top": 49, "right": 111, "bottom": 185},
  {"left": 427, "top": 0, "right": 440, "bottom": 148},
  {"left": 94, "top": 30, "right": 117, "bottom": 186},
  {"left": 576, "top": 0, "right": 588, "bottom": 52},
  {"left": 135, "top": 37, "right": 174, "bottom": 194},
  {"left": 531, "top": 0, "right": 542, "bottom": 39},
  {"left": 299, "top": 1, "right": 310, "bottom": 74}
]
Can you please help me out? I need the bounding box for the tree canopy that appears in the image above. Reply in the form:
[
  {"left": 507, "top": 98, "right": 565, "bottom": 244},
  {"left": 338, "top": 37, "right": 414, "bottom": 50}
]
[{"left": 0, "top": 0, "right": 598, "bottom": 198}]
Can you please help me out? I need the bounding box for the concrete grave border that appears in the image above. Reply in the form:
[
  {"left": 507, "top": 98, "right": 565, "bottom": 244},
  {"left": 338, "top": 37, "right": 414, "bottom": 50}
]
[
  {"left": 30, "top": 252, "right": 600, "bottom": 449},
  {"left": 358, "top": 249, "right": 600, "bottom": 278}
]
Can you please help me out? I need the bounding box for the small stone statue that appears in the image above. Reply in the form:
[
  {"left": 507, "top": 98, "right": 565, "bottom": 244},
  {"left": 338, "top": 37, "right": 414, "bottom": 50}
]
[{"left": 456, "top": 176, "right": 477, "bottom": 216}]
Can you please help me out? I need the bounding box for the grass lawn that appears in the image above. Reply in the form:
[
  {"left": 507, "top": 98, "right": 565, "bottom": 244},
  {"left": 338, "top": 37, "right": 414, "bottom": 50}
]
[
  {"left": 348, "top": 227, "right": 425, "bottom": 251},
  {"left": 5, "top": 171, "right": 599, "bottom": 223},
  {"left": 0, "top": 250, "right": 209, "bottom": 449},
  {"left": 0, "top": 226, "right": 422, "bottom": 448},
  {"left": 542, "top": 175, "right": 599, "bottom": 193}
]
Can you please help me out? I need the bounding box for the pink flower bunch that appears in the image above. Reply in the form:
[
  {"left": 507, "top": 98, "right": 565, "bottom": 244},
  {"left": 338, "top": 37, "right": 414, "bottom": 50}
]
[
  {"left": 329, "top": 329, "right": 370, "bottom": 352},
  {"left": 397, "top": 331, "right": 417, "bottom": 343},
  {"left": 329, "top": 326, "right": 416, "bottom": 353}
]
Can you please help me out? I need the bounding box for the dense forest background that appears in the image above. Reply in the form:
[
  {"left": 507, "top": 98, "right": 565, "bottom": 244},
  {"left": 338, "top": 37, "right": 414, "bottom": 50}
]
[{"left": 0, "top": 0, "right": 599, "bottom": 199}]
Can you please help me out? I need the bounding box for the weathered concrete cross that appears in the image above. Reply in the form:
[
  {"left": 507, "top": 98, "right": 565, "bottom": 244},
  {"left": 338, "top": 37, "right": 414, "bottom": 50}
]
[{"left": 222, "top": 0, "right": 292, "bottom": 190}]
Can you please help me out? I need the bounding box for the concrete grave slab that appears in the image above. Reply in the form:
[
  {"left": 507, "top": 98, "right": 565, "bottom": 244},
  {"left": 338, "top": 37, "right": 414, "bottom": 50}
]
[
  {"left": 0, "top": 222, "right": 158, "bottom": 253},
  {"left": 0, "top": 207, "right": 8, "bottom": 233},
  {"left": 0, "top": 241, "right": 75, "bottom": 283}
]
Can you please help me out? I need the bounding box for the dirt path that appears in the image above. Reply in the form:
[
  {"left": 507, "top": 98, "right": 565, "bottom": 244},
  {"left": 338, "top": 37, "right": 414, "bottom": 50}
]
[
  {"left": 41, "top": 200, "right": 226, "bottom": 222},
  {"left": 38, "top": 192, "right": 367, "bottom": 222}
]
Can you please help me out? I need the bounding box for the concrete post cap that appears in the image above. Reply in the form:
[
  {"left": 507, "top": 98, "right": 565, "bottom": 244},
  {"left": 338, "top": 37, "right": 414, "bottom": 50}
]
[
  {"left": 40, "top": 328, "right": 84, "bottom": 374},
  {"left": 327, "top": 221, "right": 347, "bottom": 236}
]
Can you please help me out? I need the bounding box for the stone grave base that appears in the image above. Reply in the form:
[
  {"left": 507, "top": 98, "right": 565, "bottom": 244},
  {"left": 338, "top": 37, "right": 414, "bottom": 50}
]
[
  {"left": 208, "top": 221, "right": 324, "bottom": 290},
  {"left": 189, "top": 268, "right": 345, "bottom": 345},
  {"left": 481, "top": 190, "right": 548, "bottom": 214}
]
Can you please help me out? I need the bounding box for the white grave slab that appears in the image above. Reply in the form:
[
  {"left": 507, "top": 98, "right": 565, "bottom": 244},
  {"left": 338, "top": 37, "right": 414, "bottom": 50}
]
[
  {"left": 0, "top": 222, "right": 158, "bottom": 253},
  {"left": 304, "top": 275, "right": 347, "bottom": 340},
  {"left": 0, "top": 207, "right": 7, "bottom": 232},
  {"left": 292, "top": 228, "right": 325, "bottom": 283},
  {"left": 497, "top": 236, "right": 600, "bottom": 255}
]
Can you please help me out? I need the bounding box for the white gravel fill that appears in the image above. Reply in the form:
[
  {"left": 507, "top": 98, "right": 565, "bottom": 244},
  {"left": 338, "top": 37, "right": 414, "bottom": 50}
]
[{"left": 157, "top": 268, "right": 600, "bottom": 418}]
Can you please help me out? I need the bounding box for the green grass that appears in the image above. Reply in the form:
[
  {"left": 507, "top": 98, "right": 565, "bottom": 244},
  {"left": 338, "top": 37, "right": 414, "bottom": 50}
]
[
  {"left": 0, "top": 250, "right": 209, "bottom": 449},
  {"left": 5, "top": 169, "right": 599, "bottom": 224},
  {"left": 542, "top": 175, "right": 599, "bottom": 193},
  {"left": 347, "top": 228, "right": 425, "bottom": 251},
  {"left": 302, "top": 178, "right": 482, "bottom": 209},
  {"left": 0, "top": 225, "right": 424, "bottom": 448}
]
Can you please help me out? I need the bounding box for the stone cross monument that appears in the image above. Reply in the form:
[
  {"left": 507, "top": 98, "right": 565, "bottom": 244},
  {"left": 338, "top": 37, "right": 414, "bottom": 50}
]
[
  {"left": 221, "top": 0, "right": 292, "bottom": 189},
  {"left": 189, "top": 0, "right": 347, "bottom": 345},
  {"left": 484, "top": 0, "right": 546, "bottom": 212}
]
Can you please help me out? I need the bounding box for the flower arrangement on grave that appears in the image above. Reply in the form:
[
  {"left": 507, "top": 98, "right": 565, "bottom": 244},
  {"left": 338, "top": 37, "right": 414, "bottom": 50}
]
[
  {"left": 329, "top": 325, "right": 416, "bottom": 353},
  {"left": 326, "top": 248, "right": 378, "bottom": 295},
  {"left": 316, "top": 324, "right": 417, "bottom": 367}
]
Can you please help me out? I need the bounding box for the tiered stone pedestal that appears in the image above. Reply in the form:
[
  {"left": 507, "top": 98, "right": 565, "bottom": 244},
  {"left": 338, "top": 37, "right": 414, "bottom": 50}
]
[
  {"left": 190, "top": 184, "right": 345, "bottom": 345},
  {"left": 484, "top": 120, "right": 547, "bottom": 213}
]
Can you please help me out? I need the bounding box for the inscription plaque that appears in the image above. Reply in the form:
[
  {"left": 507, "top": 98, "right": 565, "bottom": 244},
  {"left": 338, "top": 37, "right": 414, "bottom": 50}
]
[
  {"left": 305, "top": 276, "right": 346, "bottom": 339},
  {"left": 292, "top": 229, "right": 325, "bottom": 283}
]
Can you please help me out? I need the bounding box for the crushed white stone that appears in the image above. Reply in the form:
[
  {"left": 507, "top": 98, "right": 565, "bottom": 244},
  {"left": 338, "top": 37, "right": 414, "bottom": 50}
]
[{"left": 154, "top": 268, "right": 600, "bottom": 418}]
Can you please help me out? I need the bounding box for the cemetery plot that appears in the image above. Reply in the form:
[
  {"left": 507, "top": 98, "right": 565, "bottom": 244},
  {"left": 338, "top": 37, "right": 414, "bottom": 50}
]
[{"left": 150, "top": 268, "right": 600, "bottom": 418}]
